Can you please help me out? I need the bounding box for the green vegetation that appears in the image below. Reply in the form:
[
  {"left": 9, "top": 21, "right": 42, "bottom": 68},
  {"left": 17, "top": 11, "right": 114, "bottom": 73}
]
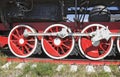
[
  {"left": 0, "top": 52, "right": 7, "bottom": 58},
  {"left": 0, "top": 61, "right": 119, "bottom": 77},
  {"left": 110, "top": 65, "right": 120, "bottom": 77},
  {"left": 0, "top": 58, "right": 7, "bottom": 66},
  {"left": 0, "top": 62, "right": 20, "bottom": 77},
  {"left": 18, "top": 63, "right": 57, "bottom": 77},
  {"left": 34, "top": 63, "right": 57, "bottom": 76}
]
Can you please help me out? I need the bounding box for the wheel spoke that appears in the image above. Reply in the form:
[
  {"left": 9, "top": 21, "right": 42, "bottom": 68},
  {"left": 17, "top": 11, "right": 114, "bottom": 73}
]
[
  {"left": 49, "top": 28, "right": 53, "bottom": 32},
  {"left": 99, "top": 44, "right": 106, "bottom": 51},
  {"left": 27, "top": 38, "right": 35, "bottom": 42},
  {"left": 11, "top": 41, "right": 24, "bottom": 55},
  {"left": 56, "top": 47, "right": 59, "bottom": 52},
  {"left": 20, "top": 27, "right": 23, "bottom": 35},
  {"left": 10, "top": 40, "right": 19, "bottom": 46},
  {"left": 62, "top": 37, "right": 72, "bottom": 42},
  {"left": 25, "top": 45, "right": 30, "bottom": 53},
  {"left": 47, "top": 40, "right": 53, "bottom": 43},
  {"left": 11, "top": 40, "right": 18, "bottom": 42},
  {"left": 11, "top": 34, "right": 19, "bottom": 39},
  {"left": 62, "top": 43, "right": 70, "bottom": 49},
  {"left": 22, "top": 46, "right": 24, "bottom": 53},
  {"left": 90, "top": 27, "right": 94, "bottom": 32},
  {"left": 19, "top": 46, "right": 24, "bottom": 55},
  {"left": 48, "top": 36, "right": 54, "bottom": 40},
  {"left": 60, "top": 46, "right": 65, "bottom": 54},
  {"left": 56, "top": 26, "right": 59, "bottom": 32},
  {"left": 84, "top": 31, "right": 91, "bottom": 39},
  {"left": 101, "top": 42, "right": 110, "bottom": 46},
  {"left": 15, "top": 29, "right": 21, "bottom": 37},
  {"left": 21, "top": 27, "right": 25, "bottom": 32},
  {"left": 62, "top": 39, "right": 68, "bottom": 42},
  {"left": 26, "top": 43, "right": 34, "bottom": 48}
]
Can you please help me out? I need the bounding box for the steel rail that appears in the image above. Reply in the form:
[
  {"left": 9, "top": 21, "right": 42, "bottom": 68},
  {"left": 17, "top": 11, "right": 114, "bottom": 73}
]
[{"left": 0, "top": 57, "right": 120, "bottom": 65}]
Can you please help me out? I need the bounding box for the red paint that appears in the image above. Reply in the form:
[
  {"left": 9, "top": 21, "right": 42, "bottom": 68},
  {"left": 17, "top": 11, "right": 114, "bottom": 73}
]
[
  {"left": 0, "top": 36, "right": 8, "bottom": 47},
  {"left": 43, "top": 39, "right": 60, "bottom": 56},
  {"left": 10, "top": 41, "right": 24, "bottom": 55},
  {"left": 4, "top": 57, "right": 120, "bottom": 65}
]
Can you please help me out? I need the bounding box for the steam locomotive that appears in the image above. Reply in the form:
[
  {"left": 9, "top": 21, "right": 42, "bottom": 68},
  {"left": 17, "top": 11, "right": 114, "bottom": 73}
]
[{"left": 0, "top": 0, "right": 120, "bottom": 60}]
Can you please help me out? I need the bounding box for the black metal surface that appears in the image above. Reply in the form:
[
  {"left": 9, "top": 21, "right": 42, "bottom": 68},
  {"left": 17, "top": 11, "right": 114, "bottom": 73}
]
[{"left": 89, "top": 5, "right": 111, "bottom": 22}]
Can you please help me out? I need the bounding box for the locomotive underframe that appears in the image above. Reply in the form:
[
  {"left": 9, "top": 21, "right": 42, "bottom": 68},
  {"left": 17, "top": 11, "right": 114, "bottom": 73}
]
[
  {"left": 0, "top": 0, "right": 120, "bottom": 60},
  {"left": 0, "top": 22, "right": 120, "bottom": 60}
]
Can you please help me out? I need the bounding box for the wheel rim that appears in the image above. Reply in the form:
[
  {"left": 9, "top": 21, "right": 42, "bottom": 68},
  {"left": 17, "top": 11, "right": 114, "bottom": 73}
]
[
  {"left": 8, "top": 25, "right": 37, "bottom": 58},
  {"left": 41, "top": 24, "right": 75, "bottom": 59},
  {"left": 78, "top": 24, "right": 113, "bottom": 60},
  {"left": 117, "top": 37, "right": 120, "bottom": 53}
]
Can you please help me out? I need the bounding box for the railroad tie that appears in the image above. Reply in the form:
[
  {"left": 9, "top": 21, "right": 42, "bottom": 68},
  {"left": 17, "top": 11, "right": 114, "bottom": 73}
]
[
  {"left": 70, "top": 65, "right": 78, "bottom": 72},
  {"left": 1, "top": 62, "right": 12, "bottom": 69},
  {"left": 103, "top": 65, "right": 111, "bottom": 72},
  {"left": 56, "top": 64, "right": 64, "bottom": 72},
  {"left": 15, "top": 63, "right": 26, "bottom": 69},
  {"left": 86, "top": 65, "right": 95, "bottom": 73},
  {"left": 31, "top": 64, "right": 37, "bottom": 68}
]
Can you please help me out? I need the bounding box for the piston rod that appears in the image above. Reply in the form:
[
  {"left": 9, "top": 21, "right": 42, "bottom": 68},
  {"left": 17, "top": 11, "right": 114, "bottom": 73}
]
[
  {"left": 23, "top": 28, "right": 90, "bottom": 38},
  {"left": 23, "top": 27, "right": 120, "bottom": 40},
  {"left": 24, "top": 32, "right": 90, "bottom": 37}
]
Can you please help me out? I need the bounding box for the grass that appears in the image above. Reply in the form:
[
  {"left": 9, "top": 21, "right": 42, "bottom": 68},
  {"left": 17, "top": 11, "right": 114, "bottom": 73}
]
[
  {"left": 0, "top": 60, "right": 119, "bottom": 77},
  {"left": 110, "top": 65, "right": 120, "bottom": 77},
  {"left": 5, "top": 63, "right": 120, "bottom": 77},
  {"left": 0, "top": 52, "right": 7, "bottom": 58},
  {"left": 0, "top": 51, "right": 8, "bottom": 66},
  {"left": 0, "top": 62, "right": 20, "bottom": 77},
  {"left": 18, "top": 63, "right": 58, "bottom": 77}
]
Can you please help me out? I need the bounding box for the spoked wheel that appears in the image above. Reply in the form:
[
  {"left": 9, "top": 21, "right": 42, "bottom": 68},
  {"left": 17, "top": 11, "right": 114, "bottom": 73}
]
[
  {"left": 117, "top": 37, "right": 120, "bottom": 53},
  {"left": 8, "top": 25, "right": 38, "bottom": 58},
  {"left": 78, "top": 24, "right": 113, "bottom": 60},
  {"left": 41, "top": 24, "right": 75, "bottom": 59}
]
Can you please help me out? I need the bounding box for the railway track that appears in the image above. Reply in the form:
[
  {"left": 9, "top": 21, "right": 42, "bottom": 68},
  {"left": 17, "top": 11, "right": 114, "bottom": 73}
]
[
  {"left": 0, "top": 49, "right": 120, "bottom": 65},
  {"left": 0, "top": 54, "right": 120, "bottom": 65},
  {"left": 6, "top": 57, "right": 120, "bottom": 65}
]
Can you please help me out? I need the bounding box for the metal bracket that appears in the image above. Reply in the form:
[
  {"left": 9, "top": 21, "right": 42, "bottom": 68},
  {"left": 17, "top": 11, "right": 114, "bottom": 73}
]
[
  {"left": 57, "top": 28, "right": 69, "bottom": 38},
  {"left": 90, "top": 26, "right": 111, "bottom": 43}
]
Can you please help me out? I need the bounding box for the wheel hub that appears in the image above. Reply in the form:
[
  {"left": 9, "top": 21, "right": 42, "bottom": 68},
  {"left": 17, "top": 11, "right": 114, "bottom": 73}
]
[
  {"left": 54, "top": 38, "right": 61, "bottom": 46},
  {"left": 19, "top": 38, "right": 25, "bottom": 45}
]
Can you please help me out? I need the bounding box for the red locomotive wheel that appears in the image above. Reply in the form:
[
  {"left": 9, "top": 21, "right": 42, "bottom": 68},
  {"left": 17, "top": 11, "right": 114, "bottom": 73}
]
[
  {"left": 8, "top": 25, "right": 38, "bottom": 58},
  {"left": 41, "top": 24, "right": 75, "bottom": 59},
  {"left": 78, "top": 24, "right": 113, "bottom": 60},
  {"left": 117, "top": 38, "right": 120, "bottom": 53}
]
